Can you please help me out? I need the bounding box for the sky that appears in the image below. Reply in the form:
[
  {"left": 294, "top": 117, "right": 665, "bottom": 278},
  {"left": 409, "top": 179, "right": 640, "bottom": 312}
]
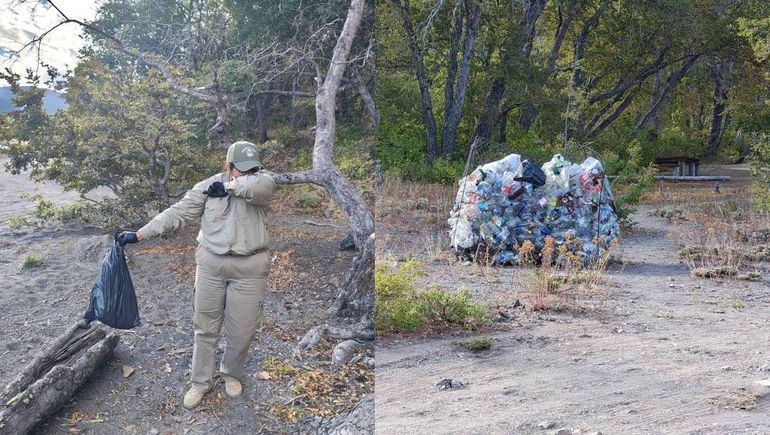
[{"left": 0, "top": 0, "right": 99, "bottom": 87}]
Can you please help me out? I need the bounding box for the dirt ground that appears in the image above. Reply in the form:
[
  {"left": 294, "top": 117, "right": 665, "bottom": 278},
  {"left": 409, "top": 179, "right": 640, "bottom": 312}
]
[
  {"left": 375, "top": 164, "right": 770, "bottom": 434},
  {"left": 0, "top": 158, "right": 373, "bottom": 434}
]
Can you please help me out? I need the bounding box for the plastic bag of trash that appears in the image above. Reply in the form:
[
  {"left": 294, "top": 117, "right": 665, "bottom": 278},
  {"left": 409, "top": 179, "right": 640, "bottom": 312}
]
[
  {"left": 83, "top": 241, "right": 140, "bottom": 329},
  {"left": 448, "top": 153, "right": 620, "bottom": 263}
]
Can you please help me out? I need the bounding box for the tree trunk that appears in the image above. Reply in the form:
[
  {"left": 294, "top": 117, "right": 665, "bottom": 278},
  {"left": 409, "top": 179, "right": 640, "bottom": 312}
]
[
  {"left": 546, "top": 0, "right": 578, "bottom": 74},
  {"left": 441, "top": 2, "right": 481, "bottom": 158},
  {"left": 520, "top": 0, "right": 547, "bottom": 58},
  {"left": 472, "top": 0, "right": 546, "bottom": 145},
  {"left": 249, "top": 93, "right": 270, "bottom": 143},
  {"left": 0, "top": 323, "right": 119, "bottom": 435},
  {"left": 442, "top": 3, "right": 463, "bottom": 151},
  {"left": 707, "top": 61, "right": 732, "bottom": 156},
  {"left": 637, "top": 52, "right": 700, "bottom": 131},
  {"left": 471, "top": 77, "right": 505, "bottom": 152},
  {"left": 328, "top": 233, "right": 374, "bottom": 318},
  {"left": 353, "top": 70, "right": 379, "bottom": 127},
  {"left": 645, "top": 47, "right": 665, "bottom": 143},
  {"left": 571, "top": 0, "right": 607, "bottom": 89},
  {"left": 393, "top": 0, "right": 438, "bottom": 163}
]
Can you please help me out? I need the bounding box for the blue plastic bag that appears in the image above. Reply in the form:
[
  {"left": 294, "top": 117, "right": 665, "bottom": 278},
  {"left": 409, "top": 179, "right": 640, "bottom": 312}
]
[{"left": 83, "top": 241, "right": 141, "bottom": 329}]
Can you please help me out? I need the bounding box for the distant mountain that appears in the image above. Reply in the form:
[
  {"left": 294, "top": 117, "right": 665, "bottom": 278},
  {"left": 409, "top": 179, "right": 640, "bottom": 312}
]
[{"left": 0, "top": 86, "right": 67, "bottom": 114}]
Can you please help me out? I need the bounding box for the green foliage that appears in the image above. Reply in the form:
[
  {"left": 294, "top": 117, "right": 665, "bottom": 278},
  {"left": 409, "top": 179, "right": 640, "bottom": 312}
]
[
  {"left": 375, "top": 260, "right": 487, "bottom": 334},
  {"left": 376, "top": 0, "right": 770, "bottom": 185},
  {"left": 296, "top": 188, "right": 322, "bottom": 210},
  {"left": 452, "top": 336, "right": 492, "bottom": 353},
  {"left": 21, "top": 253, "right": 45, "bottom": 269},
  {"left": 2, "top": 58, "right": 220, "bottom": 230},
  {"left": 601, "top": 140, "right": 656, "bottom": 226},
  {"left": 416, "top": 287, "right": 487, "bottom": 330}
]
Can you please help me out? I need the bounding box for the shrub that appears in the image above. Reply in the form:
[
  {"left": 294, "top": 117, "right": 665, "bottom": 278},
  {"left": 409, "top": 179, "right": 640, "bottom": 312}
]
[
  {"left": 375, "top": 260, "right": 487, "bottom": 334},
  {"left": 296, "top": 188, "right": 322, "bottom": 210},
  {"left": 21, "top": 253, "right": 45, "bottom": 269}
]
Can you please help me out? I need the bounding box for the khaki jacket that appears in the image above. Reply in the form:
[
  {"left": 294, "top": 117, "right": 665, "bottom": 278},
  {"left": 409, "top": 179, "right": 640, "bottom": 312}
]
[{"left": 139, "top": 172, "right": 276, "bottom": 255}]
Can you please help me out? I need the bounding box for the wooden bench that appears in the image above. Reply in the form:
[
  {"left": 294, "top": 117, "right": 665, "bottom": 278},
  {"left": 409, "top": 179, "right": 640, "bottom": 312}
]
[{"left": 654, "top": 175, "right": 731, "bottom": 196}]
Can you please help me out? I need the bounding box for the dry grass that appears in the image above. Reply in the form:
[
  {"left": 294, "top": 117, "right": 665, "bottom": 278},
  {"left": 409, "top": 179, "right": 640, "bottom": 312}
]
[
  {"left": 376, "top": 176, "right": 455, "bottom": 230},
  {"left": 669, "top": 188, "right": 770, "bottom": 279},
  {"left": 520, "top": 235, "right": 617, "bottom": 312},
  {"left": 709, "top": 388, "right": 767, "bottom": 410}
]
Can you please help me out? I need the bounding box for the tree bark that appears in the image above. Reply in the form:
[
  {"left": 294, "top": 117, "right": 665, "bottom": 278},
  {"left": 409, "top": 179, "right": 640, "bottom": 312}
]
[
  {"left": 571, "top": 0, "right": 607, "bottom": 89},
  {"left": 707, "top": 60, "right": 732, "bottom": 156},
  {"left": 471, "top": 0, "right": 546, "bottom": 146},
  {"left": 441, "top": 2, "right": 481, "bottom": 158},
  {"left": 353, "top": 70, "right": 379, "bottom": 127},
  {"left": 637, "top": 52, "right": 700, "bottom": 131},
  {"left": 393, "top": 0, "right": 439, "bottom": 163},
  {"left": 250, "top": 93, "right": 270, "bottom": 143},
  {"left": 0, "top": 323, "right": 119, "bottom": 435},
  {"left": 546, "top": 0, "right": 578, "bottom": 74},
  {"left": 328, "top": 233, "right": 374, "bottom": 318}
]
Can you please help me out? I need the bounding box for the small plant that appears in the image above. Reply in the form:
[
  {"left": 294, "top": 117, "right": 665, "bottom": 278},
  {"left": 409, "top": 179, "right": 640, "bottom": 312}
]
[
  {"left": 21, "top": 253, "right": 45, "bottom": 269},
  {"left": 743, "top": 245, "right": 770, "bottom": 262},
  {"left": 270, "top": 404, "right": 308, "bottom": 423},
  {"left": 739, "top": 271, "right": 762, "bottom": 281},
  {"left": 296, "top": 188, "right": 322, "bottom": 210},
  {"left": 692, "top": 266, "right": 738, "bottom": 278},
  {"left": 730, "top": 299, "right": 745, "bottom": 310},
  {"left": 261, "top": 356, "right": 295, "bottom": 378},
  {"left": 452, "top": 336, "right": 492, "bottom": 353},
  {"left": 417, "top": 287, "right": 487, "bottom": 330}
]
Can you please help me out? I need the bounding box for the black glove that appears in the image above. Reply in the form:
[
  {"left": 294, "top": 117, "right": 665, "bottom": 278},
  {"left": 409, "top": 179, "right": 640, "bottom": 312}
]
[
  {"left": 117, "top": 231, "right": 138, "bottom": 247},
  {"left": 203, "top": 181, "right": 228, "bottom": 197}
]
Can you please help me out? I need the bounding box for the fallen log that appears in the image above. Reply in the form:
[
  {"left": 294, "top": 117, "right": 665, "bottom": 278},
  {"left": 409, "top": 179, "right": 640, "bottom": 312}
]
[{"left": 0, "top": 322, "right": 119, "bottom": 435}]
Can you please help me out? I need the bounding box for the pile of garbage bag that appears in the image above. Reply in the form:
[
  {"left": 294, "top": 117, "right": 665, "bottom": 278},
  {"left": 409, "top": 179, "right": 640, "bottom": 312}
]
[{"left": 448, "top": 153, "right": 619, "bottom": 264}]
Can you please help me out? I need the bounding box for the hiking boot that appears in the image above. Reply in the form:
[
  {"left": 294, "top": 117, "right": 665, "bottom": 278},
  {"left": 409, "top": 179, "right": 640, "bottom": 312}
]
[
  {"left": 183, "top": 387, "right": 208, "bottom": 409},
  {"left": 224, "top": 378, "right": 242, "bottom": 398}
]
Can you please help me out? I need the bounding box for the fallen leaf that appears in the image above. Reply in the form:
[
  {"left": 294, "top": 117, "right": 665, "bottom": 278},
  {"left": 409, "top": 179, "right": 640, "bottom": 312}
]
[
  {"left": 256, "top": 371, "right": 271, "bottom": 380},
  {"left": 164, "top": 363, "right": 172, "bottom": 374},
  {"left": 122, "top": 365, "right": 135, "bottom": 378}
]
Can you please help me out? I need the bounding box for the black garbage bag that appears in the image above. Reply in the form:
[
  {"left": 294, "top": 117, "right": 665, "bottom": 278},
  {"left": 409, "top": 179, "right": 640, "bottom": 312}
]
[
  {"left": 83, "top": 241, "right": 141, "bottom": 329},
  {"left": 515, "top": 160, "right": 546, "bottom": 187}
]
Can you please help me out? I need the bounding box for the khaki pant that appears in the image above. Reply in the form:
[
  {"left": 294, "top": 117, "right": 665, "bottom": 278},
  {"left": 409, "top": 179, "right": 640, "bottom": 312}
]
[{"left": 191, "top": 246, "right": 270, "bottom": 391}]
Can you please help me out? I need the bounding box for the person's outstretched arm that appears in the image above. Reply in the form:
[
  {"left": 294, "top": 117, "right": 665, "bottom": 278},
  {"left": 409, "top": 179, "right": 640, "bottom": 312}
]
[
  {"left": 226, "top": 173, "right": 276, "bottom": 206},
  {"left": 136, "top": 183, "right": 206, "bottom": 240}
]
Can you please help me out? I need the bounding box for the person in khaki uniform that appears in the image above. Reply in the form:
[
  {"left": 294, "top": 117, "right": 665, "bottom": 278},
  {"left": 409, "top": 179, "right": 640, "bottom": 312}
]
[{"left": 117, "top": 141, "right": 276, "bottom": 409}]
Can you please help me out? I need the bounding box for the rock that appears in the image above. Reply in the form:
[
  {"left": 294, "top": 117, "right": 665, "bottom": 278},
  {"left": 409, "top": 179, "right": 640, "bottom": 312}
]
[
  {"left": 553, "top": 429, "right": 572, "bottom": 435},
  {"left": 435, "top": 378, "right": 465, "bottom": 390},
  {"left": 295, "top": 395, "right": 373, "bottom": 434},
  {"left": 339, "top": 233, "right": 356, "bottom": 251},
  {"left": 721, "top": 366, "right": 733, "bottom": 372},
  {"left": 332, "top": 340, "right": 364, "bottom": 367},
  {"left": 360, "top": 357, "right": 375, "bottom": 369},
  {"left": 538, "top": 421, "right": 556, "bottom": 429}
]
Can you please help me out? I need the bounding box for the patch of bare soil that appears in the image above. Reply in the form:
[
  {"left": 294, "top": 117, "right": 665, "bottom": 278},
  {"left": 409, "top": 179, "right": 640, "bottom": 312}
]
[
  {"left": 375, "top": 169, "right": 770, "bottom": 434},
  {"left": 0, "top": 165, "right": 372, "bottom": 434}
]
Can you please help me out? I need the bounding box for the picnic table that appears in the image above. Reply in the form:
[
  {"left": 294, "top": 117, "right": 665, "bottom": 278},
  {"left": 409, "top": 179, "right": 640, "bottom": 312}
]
[{"left": 652, "top": 157, "right": 729, "bottom": 195}]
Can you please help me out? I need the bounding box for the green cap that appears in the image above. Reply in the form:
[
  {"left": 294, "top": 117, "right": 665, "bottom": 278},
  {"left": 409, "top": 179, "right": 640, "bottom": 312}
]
[{"left": 227, "top": 141, "right": 262, "bottom": 172}]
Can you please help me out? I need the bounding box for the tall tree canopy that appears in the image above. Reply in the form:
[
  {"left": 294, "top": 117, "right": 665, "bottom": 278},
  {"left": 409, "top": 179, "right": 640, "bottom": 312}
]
[{"left": 376, "top": 0, "right": 770, "bottom": 181}]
